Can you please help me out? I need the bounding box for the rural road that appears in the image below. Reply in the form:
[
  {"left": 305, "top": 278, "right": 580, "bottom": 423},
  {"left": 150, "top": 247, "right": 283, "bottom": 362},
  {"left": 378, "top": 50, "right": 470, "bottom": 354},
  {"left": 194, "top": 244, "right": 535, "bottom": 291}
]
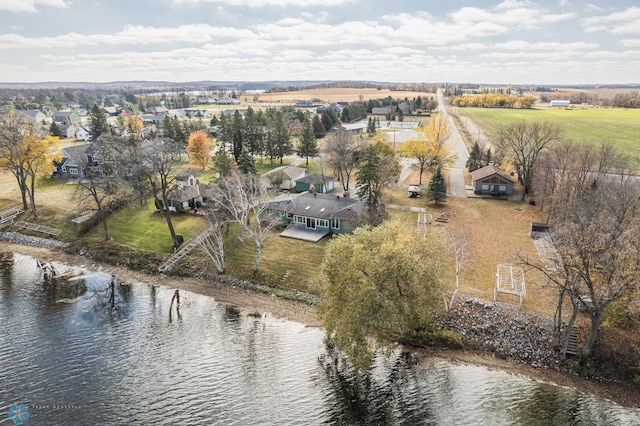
[{"left": 437, "top": 90, "right": 469, "bottom": 198}]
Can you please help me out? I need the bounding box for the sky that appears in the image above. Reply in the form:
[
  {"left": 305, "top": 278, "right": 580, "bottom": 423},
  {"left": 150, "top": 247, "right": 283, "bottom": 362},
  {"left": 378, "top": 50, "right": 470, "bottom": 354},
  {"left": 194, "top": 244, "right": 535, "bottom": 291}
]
[{"left": 0, "top": 0, "right": 639, "bottom": 85}]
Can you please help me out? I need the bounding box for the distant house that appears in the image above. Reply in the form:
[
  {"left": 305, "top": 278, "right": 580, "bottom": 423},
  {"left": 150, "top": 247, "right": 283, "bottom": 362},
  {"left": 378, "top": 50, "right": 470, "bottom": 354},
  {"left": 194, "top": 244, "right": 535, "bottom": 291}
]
[
  {"left": 550, "top": 100, "right": 570, "bottom": 107},
  {"left": 65, "top": 124, "right": 80, "bottom": 139},
  {"left": 262, "top": 165, "right": 307, "bottom": 190},
  {"left": 215, "top": 98, "right": 241, "bottom": 105},
  {"left": 340, "top": 121, "right": 368, "bottom": 134},
  {"left": 263, "top": 192, "right": 365, "bottom": 241},
  {"left": 371, "top": 106, "right": 393, "bottom": 115},
  {"left": 222, "top": 109, "right": 248, "bottom": 117},
  {"left": 102, "top": 106, "right": 119, "bottom": 116},
  {"left": 145, "top": 106, "right": 169, "bottom": 116},
  {"left": 141, "top": 114, "right": 162, "bottom": 124},
  {"left": 328, "top": 103, "right": 345, "bottom": 115},
  {"left": 75, "top": 127, "right": 91, "bottom": 141},
  {"left": 295, "top": 100, "right": 315, "bottom": 108},
  {"left": 471, "top": 165, "right": 514, "bottom": 196},
  {"left": 183, "top": 108, "right": 211, "bottom": 118},
  {"left": 398, "top": 102, "right": 412, "bottom": 114},
  {"left": 295, "top": 174, "right": 334, "bottom": 194},
  {"left": 52, "top": 110, "right": 81, "bottom": 126},
  {"left": 16, "top": 109, "right": 46, "bottom": 123}
]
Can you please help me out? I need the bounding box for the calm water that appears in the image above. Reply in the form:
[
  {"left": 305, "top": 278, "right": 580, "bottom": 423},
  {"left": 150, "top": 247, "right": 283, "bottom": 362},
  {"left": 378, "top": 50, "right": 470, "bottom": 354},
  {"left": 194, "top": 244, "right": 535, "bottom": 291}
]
[{"left": 1, "top": 253, "right": 639, "bottom": 425}]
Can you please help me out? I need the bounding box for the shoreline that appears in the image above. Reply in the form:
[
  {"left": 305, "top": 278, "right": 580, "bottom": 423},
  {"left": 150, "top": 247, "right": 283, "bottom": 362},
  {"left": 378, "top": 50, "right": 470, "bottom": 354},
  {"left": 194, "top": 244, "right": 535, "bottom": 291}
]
[{"left": 2, "top": 242, "right": 639, "bottom": 409}]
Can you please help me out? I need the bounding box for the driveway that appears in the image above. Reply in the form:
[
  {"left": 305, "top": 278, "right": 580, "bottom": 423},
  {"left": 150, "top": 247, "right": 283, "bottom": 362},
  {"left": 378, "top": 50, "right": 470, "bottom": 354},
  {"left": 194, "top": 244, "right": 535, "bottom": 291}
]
[{"left": 437, "top": 90, "right": 468, "bottom": 198}]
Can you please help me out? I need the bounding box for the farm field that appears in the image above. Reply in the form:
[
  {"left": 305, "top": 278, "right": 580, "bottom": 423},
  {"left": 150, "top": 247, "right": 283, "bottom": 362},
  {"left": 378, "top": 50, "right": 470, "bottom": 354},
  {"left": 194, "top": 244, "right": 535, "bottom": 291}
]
[
  {"left": 256, "top": 88, "right": 434, "bottom": 104},
  {"left": 455, "top": 107, "right": 640, "bottom": 163}
]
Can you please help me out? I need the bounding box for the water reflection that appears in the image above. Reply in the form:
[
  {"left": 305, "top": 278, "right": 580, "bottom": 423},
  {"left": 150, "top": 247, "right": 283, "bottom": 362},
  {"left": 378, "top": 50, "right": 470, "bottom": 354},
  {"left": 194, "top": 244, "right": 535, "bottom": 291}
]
[{"left": 0, "top": 253, "right": 639, "bottom": 425}]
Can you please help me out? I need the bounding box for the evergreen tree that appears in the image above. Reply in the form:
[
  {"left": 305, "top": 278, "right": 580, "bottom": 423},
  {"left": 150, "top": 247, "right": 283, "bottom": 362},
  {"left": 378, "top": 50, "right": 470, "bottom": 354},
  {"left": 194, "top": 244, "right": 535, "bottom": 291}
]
[
  {"left": 427, "top": 165, "right": 447, "bottom": 205},
  {"left": 49, "top": 120, "right": 63, "bottom": 138},
  {"left": 296, "top": 116, "right": 318, "bottom": 165},
  {"left": 237, "top": 147, "right": 257, "bottom": 175},
  {"left": 88, "top": 104, "right": 109, "bottom": 142},
  {"left": 213, "top": 145, "right": 234, "bottom": 177},
  {"left": 312, "top": 115, "right": 326, "bottom": 138},
  {"left": 232, "top": 110, "right": 244, "bottom": 161}
]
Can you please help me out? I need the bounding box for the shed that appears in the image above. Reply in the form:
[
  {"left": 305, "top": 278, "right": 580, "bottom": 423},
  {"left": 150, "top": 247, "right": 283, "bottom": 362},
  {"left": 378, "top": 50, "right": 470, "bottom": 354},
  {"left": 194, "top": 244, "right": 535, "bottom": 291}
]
[
  {"left": 295, "top": 174, "right": 334, "bottom": 194},
  {"left": 471, "top": 165, "right": 514, "bottom": 196}
]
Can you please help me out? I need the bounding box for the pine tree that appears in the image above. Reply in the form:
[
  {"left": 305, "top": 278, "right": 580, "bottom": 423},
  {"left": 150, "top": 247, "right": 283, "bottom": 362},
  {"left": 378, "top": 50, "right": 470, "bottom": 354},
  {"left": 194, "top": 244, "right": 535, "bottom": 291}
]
[
  {"left": 49, "top": 120, "right": 63, "bottom": 138},
  {"left": 237, "top": 147, "right": 257, "bottom": 175},
  {"left": 427, "top": 165, "right": 447, "bottom": 205},
  {"left": 312, "top": 115, "right": 326, "bottom": 138},
  {"left": 297, "top": 116, "right": 318, "bottom": 165},
  {"left": 88, "top": 104, "right": 109, "bottom": 141}
]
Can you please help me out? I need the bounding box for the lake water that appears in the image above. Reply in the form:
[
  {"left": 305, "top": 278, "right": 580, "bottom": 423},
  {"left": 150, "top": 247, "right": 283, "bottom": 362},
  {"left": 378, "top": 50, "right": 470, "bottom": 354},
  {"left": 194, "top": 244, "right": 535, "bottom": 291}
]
[{"left": 1, "top": 253, "right": 639, "bottom": 425}]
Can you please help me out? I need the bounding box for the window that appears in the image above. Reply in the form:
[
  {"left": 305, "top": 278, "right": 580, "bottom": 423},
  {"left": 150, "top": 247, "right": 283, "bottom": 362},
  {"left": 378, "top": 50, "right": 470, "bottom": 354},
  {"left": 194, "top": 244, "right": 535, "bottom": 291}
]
[
  {"left": 294, "top": 215, "right": 305, "bottom": 223},
  {"left": 317, "top": 219, "right": 328, "bottom": 228},
  {"left": 69, "top": 168, "right": 79, "bottom": 176},
  {"left": 499, "top": 185, "right": 507, "bottom": 192},
  {"left": 332, "top": 218, "right": 340, "bottom": 229},
  {"left": 481, "top": 184, "right": 489, "bottom": 191}
]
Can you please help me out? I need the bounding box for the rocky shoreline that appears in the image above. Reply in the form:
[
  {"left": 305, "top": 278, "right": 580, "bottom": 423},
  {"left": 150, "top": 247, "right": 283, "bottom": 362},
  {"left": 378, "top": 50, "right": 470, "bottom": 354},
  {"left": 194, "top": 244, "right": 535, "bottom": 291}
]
[{"left": 0, "top": 231, "right": 70, "bottom": 250}]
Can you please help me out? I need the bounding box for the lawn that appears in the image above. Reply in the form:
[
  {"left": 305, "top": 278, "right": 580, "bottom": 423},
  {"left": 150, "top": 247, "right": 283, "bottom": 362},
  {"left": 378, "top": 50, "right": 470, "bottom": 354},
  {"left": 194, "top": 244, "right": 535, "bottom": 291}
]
[
  {"left": 456, "top": 107, "right": 640, "bottom": 163},
  {"left": 83, "top": 199, "right": 207, "bottom": 253}
]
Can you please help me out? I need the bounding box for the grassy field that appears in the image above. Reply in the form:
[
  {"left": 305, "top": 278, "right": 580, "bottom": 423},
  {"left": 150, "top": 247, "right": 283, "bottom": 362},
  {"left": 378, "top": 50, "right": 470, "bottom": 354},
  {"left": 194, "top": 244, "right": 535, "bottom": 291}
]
[
  {"left": 456, "top": 107, "right": 640, "bottom": 163},
  {"left": 257, "top": 88, "right": 434, "bottom": 104}
]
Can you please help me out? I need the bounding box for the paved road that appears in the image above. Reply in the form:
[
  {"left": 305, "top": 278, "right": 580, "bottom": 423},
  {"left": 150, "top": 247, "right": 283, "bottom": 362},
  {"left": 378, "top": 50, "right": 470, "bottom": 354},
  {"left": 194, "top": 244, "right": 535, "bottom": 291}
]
[{"left": 437, "top": 90, "right": 469, "bottom": 198}]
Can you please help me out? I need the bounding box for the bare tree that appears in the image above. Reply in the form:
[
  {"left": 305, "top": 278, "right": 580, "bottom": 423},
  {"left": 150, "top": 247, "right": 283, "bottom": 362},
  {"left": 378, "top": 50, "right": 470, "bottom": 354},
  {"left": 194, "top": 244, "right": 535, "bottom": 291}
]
[
  {"left": 521, "top": 173, "right": 640, "bottom": 358},
  {"left": 444, "top": 226, "right": 471, "bottom": 312},
  {"left": 130, "top": 138, "right": 183, "bottom": 249},
  {"left": 324, "top": 129, "right": 361, "bottom": 192},
  {"left": 493, "top": 120, "right": 562, "bottom": 200},
  {"left": 209, "top": 170, "right": 280, "bottom": 273},
  {"left": 196, "top": 215, "right": 226, "bottom": 274},
  {"left": 73, "top": 136, "right": 132, "bottom": 241}
]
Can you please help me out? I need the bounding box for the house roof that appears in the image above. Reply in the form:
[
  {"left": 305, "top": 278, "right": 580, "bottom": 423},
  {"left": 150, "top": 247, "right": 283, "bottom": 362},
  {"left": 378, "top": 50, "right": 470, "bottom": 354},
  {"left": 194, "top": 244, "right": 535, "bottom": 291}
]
[
  {"left": 471, "top": 165, "right": 513, "bottom": 183},
  {"left": 265, "top": 192, "right": 364, "bottom": 220},
  {"left": 262, "top": 165, "right": 306, "bottom": 180},
  {"left": 295, "top": 173, "right": 333, "bottom": 185},
  {"left": 169, "top": 185, "right": 201, "bottom": 203}
]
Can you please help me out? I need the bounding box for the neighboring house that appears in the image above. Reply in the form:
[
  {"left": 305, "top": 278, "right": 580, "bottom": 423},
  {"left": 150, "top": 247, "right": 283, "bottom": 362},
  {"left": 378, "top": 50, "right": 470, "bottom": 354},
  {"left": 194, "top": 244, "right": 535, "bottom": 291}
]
[
  {"left": 75, "top": 127, "right": 91, "bottom": 141},
  {"left": 316, "top": 106, "right": 326, "bottom": 114},
  {"left": 328, "top": 103, "right": 344, "bottom": 115},
  {"left": 183, "top": 108, "right": 211, "bottom": 118},
  {"left": 295, "top": 100, "right": 314, "bottom": 108},
  {"left": 197, "top": 96, "right": 217, "bottom": 104},
  {"left": 471, "top": 165, "right": 514, "bottom": 196},
  {"left": 66, "top": 124, "right": 81, "bottom": 139},
  {"left": 371, "top": 106, "right": 392, "bottom": 115},
  {"left": 145, "top": 106, "right": 169, "bottom": 116},
  {"left": 340, "top": 121, "right": 368, "bottom": 134},
  {"left": 164, "top": 175, "right": 209, "bottom": 212},
  {"left": 215, "top": 98, "right": 241, "bottom": 105},
  {"left": 263, "top": 192, "right": 365, "bottom": 241},
  {"left": 262, "top": 166, "right": 307, "bottom": 190},
  {"left": 295, "top": 174, "right": 334, "bottom": 194},
  {"left": 141, "top": 114, "right": 162, "bottom": 124},
  {"left": 398, "top": 102, "right": 412, "bottom": 114},
  {"left": 222, "top": 109, "right": 248, "bottom": 117},
  {"left": 16, "top": 109, "right": 46, "bottom": 123},
  {"left": 550, "top": 100, "right": 570, "bottom": 107},
  {"left": 52, "top": 110, "right": 81, "bottom": 126},
  {"left": 102, "top": 107, "right": 119, "bottom": 116},
  {"left": 54, "top": 144, "right": 95, "bottom": 178}
]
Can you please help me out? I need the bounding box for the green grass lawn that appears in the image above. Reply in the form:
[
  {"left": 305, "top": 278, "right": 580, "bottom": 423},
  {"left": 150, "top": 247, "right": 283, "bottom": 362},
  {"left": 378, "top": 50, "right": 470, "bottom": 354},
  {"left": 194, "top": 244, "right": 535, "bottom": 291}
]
[
  {"left": 85, "top": 199, "right": 207, "bottom": 253},
  {"left": 457, "top": 107, "right": 640, "bottom": 163}
]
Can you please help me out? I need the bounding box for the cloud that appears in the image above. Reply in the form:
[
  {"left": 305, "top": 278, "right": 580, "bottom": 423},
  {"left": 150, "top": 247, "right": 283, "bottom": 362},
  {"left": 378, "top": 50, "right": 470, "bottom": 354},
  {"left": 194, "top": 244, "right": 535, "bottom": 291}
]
[
  {"left": 582, "top": 7, "right": 640, "bottom": 34},
  {"left": 620, "top": 39, "right": 640, "bottom": 47},
  {"left": 172, "top": 0, "right": 353, "bottom": 7},
  {"left": 451, "top": 1, "right": 575, "bottom": 30},
  {"left": 0, "top": 0, "right": 69, "bottom": 14}
]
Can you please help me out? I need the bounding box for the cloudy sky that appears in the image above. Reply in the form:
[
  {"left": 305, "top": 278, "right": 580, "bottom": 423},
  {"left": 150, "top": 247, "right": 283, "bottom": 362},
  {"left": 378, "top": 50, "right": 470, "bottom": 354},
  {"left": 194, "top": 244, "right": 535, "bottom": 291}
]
[{"left": 0, "top": 0, "right": 639, "bottom": 84}]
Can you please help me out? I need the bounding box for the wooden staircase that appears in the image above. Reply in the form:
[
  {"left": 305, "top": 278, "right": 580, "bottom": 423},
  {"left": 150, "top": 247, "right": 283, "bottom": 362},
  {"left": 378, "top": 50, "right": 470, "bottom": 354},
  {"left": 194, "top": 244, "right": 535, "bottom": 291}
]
[
  {"left": 158, "top": 227, "right": 215, "bottom": 273},
  {"left": 0, "top": 205, "right": 25, "bottom": 226},
  {"left": 565, "top": 326, "right": 579, "bottom": 356}
]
